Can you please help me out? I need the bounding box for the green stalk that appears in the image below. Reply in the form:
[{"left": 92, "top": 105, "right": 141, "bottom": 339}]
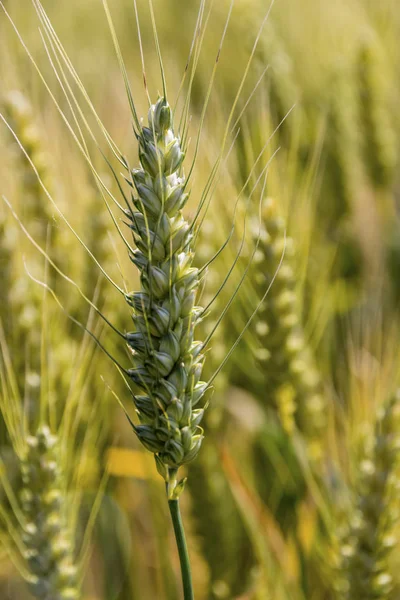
[{"left": 168, "top": 497, "right": 194, "bottom": 600}]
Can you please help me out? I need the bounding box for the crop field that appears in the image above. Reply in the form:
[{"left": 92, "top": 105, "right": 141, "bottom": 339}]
[{"left": 1, "top": 1, "right": 400, "bottom": 599}]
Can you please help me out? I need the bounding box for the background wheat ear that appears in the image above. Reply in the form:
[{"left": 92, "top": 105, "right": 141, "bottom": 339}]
[
  {"left": 230, "top": 195, "right": 327, "bottom": 463},
  {"left": 0, "top": 302, "right": 109, "bottom": 599},
  {"left": 338, "top": 392, "right": 400, "bottom": 599},
  {"left": 20, "top": 425, "right": 79, "bottom": 600}
]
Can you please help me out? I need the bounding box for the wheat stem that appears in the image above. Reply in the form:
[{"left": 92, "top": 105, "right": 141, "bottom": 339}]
[{"left": 168, "top": 496, "right": 194, "bottom": 600}]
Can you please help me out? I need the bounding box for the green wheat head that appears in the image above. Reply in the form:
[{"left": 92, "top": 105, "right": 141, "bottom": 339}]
[
  {"left": 340, "top": 392, "right": 400, "bottom": 599},
  {"left": 125, "top": 98, "right": 205, "bottom": 495}
]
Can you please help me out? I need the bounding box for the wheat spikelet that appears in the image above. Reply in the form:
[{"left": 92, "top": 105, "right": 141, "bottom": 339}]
[
  {"left": 248, "top": 197, "right": 327, "bottom": 461},
  {"left": 124, "top": 97, "right": 206, "bottom": 492},
  {"left": 339, "top": 392, "right": 400, "bottom": 599},
  {"left": 20, "top": 426, "right": 79, "bottom": 600}
]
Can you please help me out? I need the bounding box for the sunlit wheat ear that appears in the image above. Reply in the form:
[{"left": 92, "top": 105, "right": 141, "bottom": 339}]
[
  {"left": 357, "top": 35, "right": 397, "bottom": 192},
  {"left": 248, "top": 197, "right": 327, "bottom": 462},
  {"left": 123, "top": 97, "right": 205, "bottom": 495},
  {"left": 20, "top": 426, "right": 79, "bottom": 600},
  {"left": 339, "top": 392, "right": 400, "bottom": 599}
]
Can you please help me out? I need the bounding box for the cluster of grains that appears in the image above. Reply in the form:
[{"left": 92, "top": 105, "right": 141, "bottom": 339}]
[
  {"left": 21, "top": 425, "right": 79, "bottom": 600},
  {"left": 250, "top": 198, "right": 326, "bottom": 461},
  {"left": 339, "top": 393, "right": 400, "bottom": 599},
  {"left": 358, "top": 36, "right": 397, "bottom": 191},
  {"left": 124, "top": 98, "right": 206, "bottom": 483}
]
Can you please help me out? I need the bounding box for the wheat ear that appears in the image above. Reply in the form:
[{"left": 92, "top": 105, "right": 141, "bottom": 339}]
[
  {"left": 0, "top": 308, "right": 107, "bottom": 599},
  {"left": 340, "top": 392, "right": 400, "bottom": 599},
  {"left": 126, "top": 97, "right": 204, "bottom": 483},
  {"left": 124, "top": 97, "right": 206, "bottom": 599},
  {"left": 20, "top": 426, "right": 79, "bottom": 600},
  {"left": 249, "top": 197, "right": 327, "bottom": 461}
]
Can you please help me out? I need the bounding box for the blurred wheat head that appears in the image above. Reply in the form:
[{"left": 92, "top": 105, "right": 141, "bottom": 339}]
[
  {"left": 0, "top": 303, "right": 108, "bottom": 598},
  {"left": 339, "top": 392, "right": 400, "bottom": 599}
]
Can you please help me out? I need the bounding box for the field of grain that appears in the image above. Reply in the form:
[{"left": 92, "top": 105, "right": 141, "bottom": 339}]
[{"left": 1, "top": 1, "right": 400, "bottom": 599}]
